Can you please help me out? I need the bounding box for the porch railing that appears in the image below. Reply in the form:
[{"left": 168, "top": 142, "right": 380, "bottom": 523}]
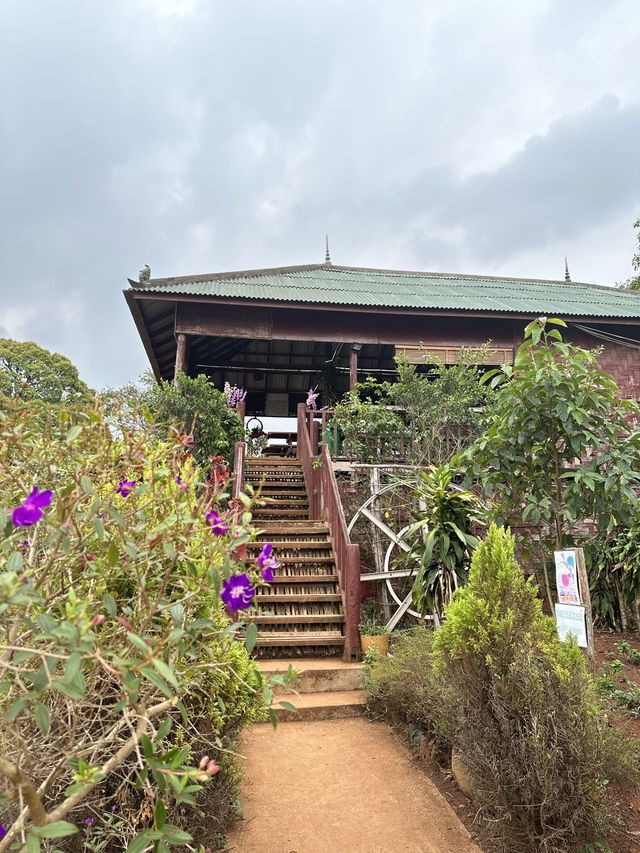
[{"left": 297, "top": 403, "right": 361, "bottom": 659}]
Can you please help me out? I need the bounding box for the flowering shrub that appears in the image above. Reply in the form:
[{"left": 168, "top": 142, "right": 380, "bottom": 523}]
[
  {"left": 144, "top": 373, "right": 243, "bottom": 467},
  {"left": 0, "top": 404, "right": 271, "bottom": 851}
]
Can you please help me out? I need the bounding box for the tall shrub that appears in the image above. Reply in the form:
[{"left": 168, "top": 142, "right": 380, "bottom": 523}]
[
  {"left": 433, "top": 524, "right": 633, "bottom": 853},
  {"left": 0, "top": 404, "right": 266, "bottom": 851},
  {"left": 145, "top": 373, "right": 243, "bottom": 466}
]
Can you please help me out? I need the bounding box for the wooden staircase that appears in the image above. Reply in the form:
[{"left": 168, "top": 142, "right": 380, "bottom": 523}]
[{"left": 245, "top": 457, "right": 346, "bottom": 657}]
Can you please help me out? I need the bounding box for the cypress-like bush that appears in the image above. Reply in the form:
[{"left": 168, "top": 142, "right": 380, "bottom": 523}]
[{"left": 434, "top": 524, "right": 635, "bottom": 853}]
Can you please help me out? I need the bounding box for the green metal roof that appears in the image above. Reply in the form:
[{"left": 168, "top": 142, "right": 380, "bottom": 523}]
[{"left": 129, "top": 264, "right": 640, "bottom": 319}]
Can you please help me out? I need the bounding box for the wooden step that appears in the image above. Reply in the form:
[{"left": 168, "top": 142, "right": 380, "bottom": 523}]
[
  {"left": 251, "top": 614, "right": 344, "bottom": 624},
  {"left": 253, "top": 510, "right": 309, "bottom": 519},
  {"left": 257, "top": 524, "right": 329, "bottom": 534},
  {"left": 264, "top": 556, "right": 335, "bottom": 565},
  {"left": 246, "top": 458, "right": 303, "bottom": 465},
  {"left": 259, "top": 659, "right": 363, "bottom": 694},
  {"left": 272, "top": 689, "right": 365, "bottom": 721},
  {"left": 246, "top": 541, "right": 332, "bottom": 550},
  {"left": 252, "top": 485, "right": 307, "bottom": 492},
  {"left": 255, "top": 593, "right": 342, "bottom": 603},
  {"left": 266, "top": 574, "right": 338, "bottom": 583},
  {"left": 260, "top": 498, "right": 309, "bottom": 505},
  {"left": 255, "top": 633, "right": 345, "bottom": 647}
]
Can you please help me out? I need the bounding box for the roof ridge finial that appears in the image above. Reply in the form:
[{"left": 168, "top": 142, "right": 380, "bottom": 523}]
[
  {"left": 325, "top": 235, "right": 332, "bottom": 265},
  {"left": 565, "top": 257, "right": 571, "bottom": 283}
]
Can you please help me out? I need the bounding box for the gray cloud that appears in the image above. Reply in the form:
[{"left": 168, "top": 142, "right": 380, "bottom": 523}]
[{"left": 1, "top": 0, "right": 639, "bottom": 388}]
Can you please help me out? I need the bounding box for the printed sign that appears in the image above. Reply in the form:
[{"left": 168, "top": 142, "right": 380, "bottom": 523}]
[
  {"left": 554, "top": 550, "right": 581, "bottom": 605},
  {"left": 555, "top": 603, "right": 588, "bottom": 648}
]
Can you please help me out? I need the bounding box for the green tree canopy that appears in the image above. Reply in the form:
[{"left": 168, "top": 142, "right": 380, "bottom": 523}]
[
  {"left": 469, "top": 318, "right": 640, "bottom": 551},
  {"left": 0, "top": 338, "right": 93, "bottom": 405}
]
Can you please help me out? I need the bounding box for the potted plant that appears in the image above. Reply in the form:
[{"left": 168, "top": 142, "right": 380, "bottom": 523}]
[{"left": 359, "top": 614, "right": 391, "bottom": 656}]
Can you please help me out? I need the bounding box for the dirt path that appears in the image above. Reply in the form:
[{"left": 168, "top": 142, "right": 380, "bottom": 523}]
[{"left": 226, "top": 717, "right": 480, "bottom": 853}]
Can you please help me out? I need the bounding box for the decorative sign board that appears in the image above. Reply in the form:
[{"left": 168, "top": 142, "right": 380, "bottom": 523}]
[
  {"left": 554, "top": 549, "right": 581, "bottom": 605},
  {"left": 555, "top": 603, "right": 588, "bottom": 648}
]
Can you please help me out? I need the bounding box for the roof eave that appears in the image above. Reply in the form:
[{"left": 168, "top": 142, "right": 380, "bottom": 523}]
[
  {"left": 125, "top": 289, "right": 640, "bottom": 324},
  {"left": 123, "top": 289, "right": 167, "bottom": 382}
]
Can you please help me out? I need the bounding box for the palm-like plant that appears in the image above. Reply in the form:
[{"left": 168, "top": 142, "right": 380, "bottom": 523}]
[{"left": 404, "top": 463, "right": 487, "bottom": 618}]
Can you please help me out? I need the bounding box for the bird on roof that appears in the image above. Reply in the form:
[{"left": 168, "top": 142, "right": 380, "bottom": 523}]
[{"left": 139, "top": 264, "right": 151, "bottom": 283}]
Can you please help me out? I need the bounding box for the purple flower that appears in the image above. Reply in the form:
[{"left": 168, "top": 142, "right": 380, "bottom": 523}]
[
  {"left": 221, "top": 573, "right": 255, "bottom": 611},
  {"left": 205, "top": 510, "right": 228, "bottom": 536},
  {"left": 175, "top": 475, "right": 189, "bottom": 493},
  {"left": 18, "top": 539, "right": 30, "bottom": 549},
  {"left": 306, "top": 388, "right": 318, "bottom": 410},
  {"left": 0, "top": 825, "right": 6, "bottom": 840},
  {"left": 84, "top": 817, "right": 95, "bottom": 827},
  {"left": 11, "top": 486, "right": 53, "bottom": 527},
  {"left": 110, "top": 804, "right": 119, "bottom": 813},
  {"left": 257, "top": 543, "right": 279, "bottom": 582},
  {"left": 223, "top": 381, "right": 247, "bottom": 408},
  {"left": 116, "top": 480, "right": 137, "bottom": 498}
]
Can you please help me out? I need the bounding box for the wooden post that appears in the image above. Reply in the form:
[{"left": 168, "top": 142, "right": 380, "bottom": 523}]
[
  {"left": 371, "top": 466, "right": 392, "bottom": 622},
  {"left": 345, "top": 544, "right": 362, "bottom": 660},
  {"left": 174, "top": 333, "right": 188, "bottom": 382},
  {"left": 575, "top": 547, "right": 595, "bottom": 663},
  {"left": 349, "top": 344, "right": 360, "bottom": 391}
]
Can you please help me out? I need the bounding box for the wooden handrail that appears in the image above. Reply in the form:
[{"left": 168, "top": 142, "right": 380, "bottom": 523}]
[
  {"left": 296, "top": 404, "right": 320, "bottom": 518},
  {"left": 320, "top": 444, "right": 361, "bottom": 660},
  {"left": 298, "top": 403, "right": 361, "bottom": 659}
]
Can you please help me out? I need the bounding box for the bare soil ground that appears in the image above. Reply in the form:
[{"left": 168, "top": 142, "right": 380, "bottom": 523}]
[
  {"left": 593, "top": 630, "right": 640, "bottom": 853},
  {"left": 226, "top": 717, "right": 480, "bottom": 853}
]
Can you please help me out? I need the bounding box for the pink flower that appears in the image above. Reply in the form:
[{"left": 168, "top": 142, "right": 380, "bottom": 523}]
[{"left": 306, "top": 388, "right": 318, "bottom": 410}]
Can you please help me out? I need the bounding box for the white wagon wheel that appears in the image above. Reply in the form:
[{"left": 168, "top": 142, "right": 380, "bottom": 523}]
[{"left": 347, "top": 476, "right": 430, "bottom": 632}]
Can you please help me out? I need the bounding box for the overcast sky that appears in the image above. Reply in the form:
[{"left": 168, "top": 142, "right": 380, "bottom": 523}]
[{"left": 1, "top": 0, "right": 639, "bottom": 390}]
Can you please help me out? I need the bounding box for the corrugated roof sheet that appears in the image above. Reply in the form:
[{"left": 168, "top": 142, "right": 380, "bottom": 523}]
[{"left": 130, "top": 264, "right": 640, "bottom": 319}]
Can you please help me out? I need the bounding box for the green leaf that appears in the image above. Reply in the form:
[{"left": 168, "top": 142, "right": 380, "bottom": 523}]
[
  {"left": 127, "top": 632, "right": 151, "bottom": 654},
  {"left": 80, "top": 475, "right": 94, "bottom": 494},
  {"left": 52, "top": 677, "right": 85, "bottom": 701},
  {"left": 7, "top": 696, "right": 28, "bottom": 721},
  {"left": 140, "top": 665, "right": 174, "bottom": 698},
  {"left": 103, "top": 592, "right": 117, "bottom": 616},
  {"left": 26, "top": 834, "right": 41, "bottom": 853},
  {"left": 34, "top": 701, "right": 51, "bottom": 734},
  {"left": 106, "top": 541, "right": 119, "bottom": 566},
  {"left": 64, "top": 652, "right": 82, "bottom": 682},
  {"left": 125, "top": 829, "right": 162, "bottom": 853},
  {"left": 6, "top": 551, "right": 23, "bottom": 572},
  {"left": 152, "top": 657, "right": 179, "bottom": 691},
  {"left": 154, "top": 798, "right": 167, "bottom": 829},
  {"left": 106, "top": 506, "right": 126, "bottom": 527},
  {"left": 278, "top": 700, "right": 298, "bottom": 713},
  {"left": 162, "top": 541, "right": 177, "bottom": 560},
  {"left": 65, "top": 425, "right": 82, "bottom": 443},
  {"left": 161, "top": 826, "right": 192, "bottom": 844},
  {"left": 245, "top": 622, "right": 258, "bottom": 654},
  {"left": 32, "top": 820, "right": 78, "bottom": 838}
]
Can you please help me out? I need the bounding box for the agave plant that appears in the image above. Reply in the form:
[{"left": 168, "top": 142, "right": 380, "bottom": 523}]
[{"left": 404, "top": 462, "right": 488, "bottom": 619}]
